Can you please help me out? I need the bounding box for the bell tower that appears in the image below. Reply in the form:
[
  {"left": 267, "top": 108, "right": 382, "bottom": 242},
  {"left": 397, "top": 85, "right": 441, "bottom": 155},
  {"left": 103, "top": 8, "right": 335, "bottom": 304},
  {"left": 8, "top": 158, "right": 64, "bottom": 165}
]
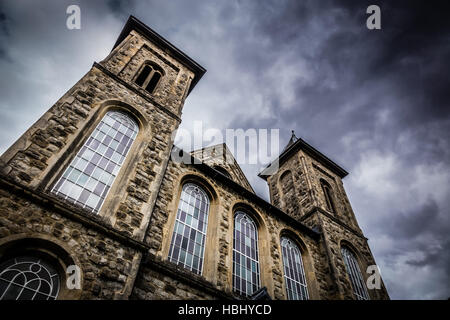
[
  {"left": 0, "top": 16, "right": 205, "bottom": 299},
  {"left": 0, "top": 16, "right": 205, "bottom": 237},
  {"left": 259, "top": 131, "right": 389, "bottom": 300}
]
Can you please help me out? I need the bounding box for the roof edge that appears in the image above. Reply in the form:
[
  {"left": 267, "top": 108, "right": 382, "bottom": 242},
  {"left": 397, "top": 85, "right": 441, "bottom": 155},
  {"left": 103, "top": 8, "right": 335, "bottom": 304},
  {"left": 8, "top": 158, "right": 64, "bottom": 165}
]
[
  {"left": 258, "top": 137, "right": 348, "bottom": 180},
  {"left": 112, "top": 15, "right": 206, "bottom": 96}
]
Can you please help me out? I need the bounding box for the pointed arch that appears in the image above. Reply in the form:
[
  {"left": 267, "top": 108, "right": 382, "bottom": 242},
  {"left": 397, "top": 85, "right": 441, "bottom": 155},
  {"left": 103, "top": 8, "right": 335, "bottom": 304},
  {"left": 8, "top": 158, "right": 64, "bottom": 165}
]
[{"left": 340, "top": 244, "right": 370, "bottom": 300}]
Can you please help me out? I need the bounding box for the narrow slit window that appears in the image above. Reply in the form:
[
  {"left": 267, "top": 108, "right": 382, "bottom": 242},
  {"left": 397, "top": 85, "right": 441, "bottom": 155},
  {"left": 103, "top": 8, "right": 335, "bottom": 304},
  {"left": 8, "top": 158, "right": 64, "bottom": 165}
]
[
  {"left": 281, "top": 237, "right": 309, "bottom": 300},
  {"left": 341, "top": 246, "right": 370, "bottom": 300},
  {"left": 51, "top": 111, "right": 139, "bottom": 214},
  {"left": 321, "top": 180, "right": 336, "bottom": 213},
  {"left": 232, "top": 212, "right": 260, "bottom": 297},
  {"left": 168, "top": 183, "right": 210, "bottom": 275}
]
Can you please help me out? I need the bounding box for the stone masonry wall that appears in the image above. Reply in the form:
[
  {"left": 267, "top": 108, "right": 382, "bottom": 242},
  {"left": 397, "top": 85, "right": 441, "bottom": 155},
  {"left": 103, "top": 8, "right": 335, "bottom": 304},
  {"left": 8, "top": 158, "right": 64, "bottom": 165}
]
[
  {"left": 102, "top": 30, "right": 194, "bottom": 117},
  {"left": 0, "top": 185, "right": 142, "bottom": 299},
  {"left": 134, "top": 158, "right": 333, "bottom": 300},
  {"left": 267, "top": 152, "right": 315, "bottom": 220}
]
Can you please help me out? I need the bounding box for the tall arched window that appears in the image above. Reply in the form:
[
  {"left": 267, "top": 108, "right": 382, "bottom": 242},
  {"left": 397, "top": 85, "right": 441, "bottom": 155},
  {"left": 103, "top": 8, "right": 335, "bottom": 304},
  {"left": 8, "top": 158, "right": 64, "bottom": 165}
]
[
  {"left": 341, "top": 246, "right": 370, "bottom": 300},
  {"left": 213, "top": 166, "right": 231, "bottom": 179},
  {"left": 168, "top": 183, "right": 210, "bottom": 275},
  {"left": 232, "top": 212, "right": 260, "bottom": 296},
  {"left": 281, "top": 237, "right": 309, "bottom": 300},
  {"left": 52, "top": 110, "right": 139, "bottom": 213},
  {"left": 321, "top": 179, "right": 336, "bottom": 213},
  {"left": 134, "top": 63, "right": 163, "bottom": 94},
  {"left": 0, "top": 256, "right": 60, "bottom": 300}
]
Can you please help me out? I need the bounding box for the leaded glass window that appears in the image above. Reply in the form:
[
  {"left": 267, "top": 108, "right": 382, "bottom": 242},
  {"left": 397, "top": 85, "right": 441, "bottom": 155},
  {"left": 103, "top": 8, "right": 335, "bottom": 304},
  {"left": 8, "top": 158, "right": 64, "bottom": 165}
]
[
  {"left": 232, "top": 212, "right": 260, "bottom": 296},
  {"left": 52, "top": 110, "right": 138, "bottom": 213},
  {"left": 168, "top": 183, "right": 210, "bottom": 275},
  {"left": 341, "top": 246, "right": 370, "bottom": 300},
  {"left": 281, "top": 237, "right": 308, "bottom": 300},
  {"left": 0, "top": 256, "right": 60, "bottom": 300}
]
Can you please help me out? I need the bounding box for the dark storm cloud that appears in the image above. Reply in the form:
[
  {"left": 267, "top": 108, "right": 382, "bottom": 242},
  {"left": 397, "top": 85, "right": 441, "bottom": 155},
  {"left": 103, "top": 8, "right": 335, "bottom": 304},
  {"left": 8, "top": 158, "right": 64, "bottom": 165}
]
[
  {"left": 224, "top": 0, "right": 450, "bottom": 299},
  {"left": 0, "top": 0, "right": 448, "bottom": 299}
]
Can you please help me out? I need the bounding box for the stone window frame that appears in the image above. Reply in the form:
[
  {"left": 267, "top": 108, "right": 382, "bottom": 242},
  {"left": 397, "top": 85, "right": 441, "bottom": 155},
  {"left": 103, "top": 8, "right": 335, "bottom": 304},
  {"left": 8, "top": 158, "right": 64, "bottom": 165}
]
[
  {"left": 133, "top": 61, "right": 165, "bottom": 95},
  {"left": 44, "top": 100, "right": 149, "bottom": 223},
  {"left": 279, "top": 236, "right": 309, "bottom": 300},
  {"left": 232, "top": 211, "right": 261, "bottom": 297},
  {"left": 339, "top": 240, "right": 371, "bottom": 300},
  {"left": 160, "top": 173, "right": 219, "bottom": 283},
  {"left": 0, "top": 234, "right": 83, "bottom": 300},
  {"left": 50, "top": 110, "right": 139, "bottom": 214},
  {"left": 228, "top": 202, "right": 272, "bottom": 298},
  {"left": 167, "top": 182, "right": 211, "bottom": 275}
]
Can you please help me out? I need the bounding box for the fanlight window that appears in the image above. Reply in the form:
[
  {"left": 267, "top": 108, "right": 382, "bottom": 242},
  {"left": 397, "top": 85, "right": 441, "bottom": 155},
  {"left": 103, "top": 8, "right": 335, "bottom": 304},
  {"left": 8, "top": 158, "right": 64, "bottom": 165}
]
[
  {"left": 135, "top": 63, "right": 163, "bottom": 94},
  {"left": 232, "top": 212, "right": 260, "bottom": 296},
  {"left": 341, "top": 246, "right": 370, "bottom": 300},
  {"left": 52, "top": 110, "right": 138, "bottom": 213},
  {"left": 281, "top": 237, "right": 309, "bottom": 300},
  {"left": 0, "top": 256, "right": 60, "bottom": 300},
  {"left": 168, "top": 183, "right": 210, "bottom": 275}
]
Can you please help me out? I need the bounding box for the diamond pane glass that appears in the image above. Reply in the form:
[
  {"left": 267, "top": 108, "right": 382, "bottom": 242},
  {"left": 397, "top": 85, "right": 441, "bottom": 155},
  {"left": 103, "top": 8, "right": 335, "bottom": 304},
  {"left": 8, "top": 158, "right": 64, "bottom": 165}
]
[
  {"left": 341, "top": 246, "right": 370, "bottom": 300},
  {"left": 51, "top": 111, "right": 138, "bottom": 213},
  {"left": 0, "top": 256, "right": 60, "bottom": 300},
  {"left": 232, "top": 212, "right": 260, "bottom": 296},
  {"left": 168, "top": 183, "right": 210, "bottom": 275},
  {"left": 281, "top": 237, "right": 309, "bottom": 300}
]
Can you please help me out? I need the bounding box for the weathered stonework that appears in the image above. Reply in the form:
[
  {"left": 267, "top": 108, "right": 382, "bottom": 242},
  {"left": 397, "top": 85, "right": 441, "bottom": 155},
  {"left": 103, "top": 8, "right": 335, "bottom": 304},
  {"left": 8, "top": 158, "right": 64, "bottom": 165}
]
[{"left": 0, "top": 16, "right": 389, "bottom": 300}]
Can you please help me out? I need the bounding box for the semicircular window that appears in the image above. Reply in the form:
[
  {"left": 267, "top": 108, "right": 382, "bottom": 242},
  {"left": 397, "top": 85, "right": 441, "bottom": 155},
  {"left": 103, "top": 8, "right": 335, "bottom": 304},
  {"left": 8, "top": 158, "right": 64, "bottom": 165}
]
[{"left": 0, "top": 256, "right": 60, "bottom": 300}]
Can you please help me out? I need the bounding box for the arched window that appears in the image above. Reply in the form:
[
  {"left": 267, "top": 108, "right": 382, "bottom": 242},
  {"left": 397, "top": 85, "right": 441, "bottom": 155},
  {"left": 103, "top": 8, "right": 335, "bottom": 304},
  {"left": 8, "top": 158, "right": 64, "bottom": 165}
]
[
  {"left": 232, "top": 212, "right": 260, "bottom": 296},
  {"left": 321, "top": 179, "right": 336, "bottom": 213},
  {"left": 341, "top": 246, "right": 370, "bottom": 300},
  {"left": 281, "top": 237, "right": 308, "bottom": 300},
  {"left": 52, "top": 110, "right": 139, "bottom": 213},
  {"left": 168, "top": 183, "right": 210, "bottom": 275},
  {"left": 134, "top": 63, "right": 163, "bottom": 94},
  {"left": 0, "top": 256, "right": 60, "bottom": 300},
  {"left": 213, "top": 166, "right": 231, "bottom": 179}
]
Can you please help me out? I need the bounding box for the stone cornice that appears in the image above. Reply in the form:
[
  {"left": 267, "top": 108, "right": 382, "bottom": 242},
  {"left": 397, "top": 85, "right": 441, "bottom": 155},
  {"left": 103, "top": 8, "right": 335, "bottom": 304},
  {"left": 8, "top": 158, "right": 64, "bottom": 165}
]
[
  {"left": 142, "top": 253, "right": 235, "bottom": 300},
  {"left": 0, "top": 175, "right": 151, "bottom": 252},
  {"left": 301, "top": 206, "right": 367, "bottom": 241}
]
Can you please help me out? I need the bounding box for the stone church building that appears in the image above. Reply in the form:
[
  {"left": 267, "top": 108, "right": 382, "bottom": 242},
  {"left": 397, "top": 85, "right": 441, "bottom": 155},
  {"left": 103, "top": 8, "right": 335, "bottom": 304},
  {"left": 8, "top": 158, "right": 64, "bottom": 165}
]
[{"left": 0, "top": 16, "right": 389, "bottom": 300}]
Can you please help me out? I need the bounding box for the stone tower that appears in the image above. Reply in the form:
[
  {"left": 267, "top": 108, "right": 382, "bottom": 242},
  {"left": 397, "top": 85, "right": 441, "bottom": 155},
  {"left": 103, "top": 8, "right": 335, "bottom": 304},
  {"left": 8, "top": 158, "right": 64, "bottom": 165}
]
[
  {"left": 0, "top": 16, "right": 389, "bottom": 301},
  {"left": 0, "top": 16, "right": 205, "bottom": 299},
  {"left": 259, "top": 132, "right": 390, "bottom": 299}
]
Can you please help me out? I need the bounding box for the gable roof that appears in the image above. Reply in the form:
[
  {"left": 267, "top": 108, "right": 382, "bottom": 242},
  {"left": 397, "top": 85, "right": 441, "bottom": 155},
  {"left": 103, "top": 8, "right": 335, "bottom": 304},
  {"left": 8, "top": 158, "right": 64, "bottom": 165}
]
[{"left": 259, "top": 135, "right": 348, "bottom": 179}]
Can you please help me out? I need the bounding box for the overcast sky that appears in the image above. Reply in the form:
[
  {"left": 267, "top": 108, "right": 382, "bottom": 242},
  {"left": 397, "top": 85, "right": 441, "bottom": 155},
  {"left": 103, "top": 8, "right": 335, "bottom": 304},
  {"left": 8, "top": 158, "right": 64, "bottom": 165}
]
[{"left": 0, "top": 0, "right": 449, "bottom": 299}]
